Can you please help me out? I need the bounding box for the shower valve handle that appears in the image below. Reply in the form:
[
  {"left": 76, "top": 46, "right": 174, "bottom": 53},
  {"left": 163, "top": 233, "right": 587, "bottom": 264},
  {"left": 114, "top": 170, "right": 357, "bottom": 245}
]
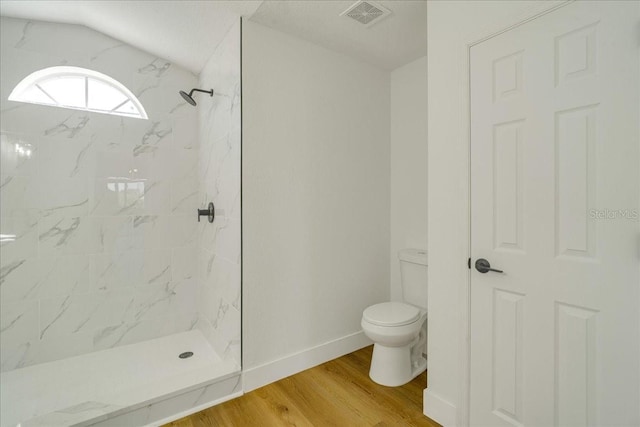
[{"left": 198, "top": 202, "right": 215, "bottom": 223}]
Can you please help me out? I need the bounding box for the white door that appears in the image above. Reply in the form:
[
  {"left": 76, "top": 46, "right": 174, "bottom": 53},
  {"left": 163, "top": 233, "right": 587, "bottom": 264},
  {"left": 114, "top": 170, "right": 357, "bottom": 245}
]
[{"left": 470, "top": 2, "right": 639, "bottom": 426}]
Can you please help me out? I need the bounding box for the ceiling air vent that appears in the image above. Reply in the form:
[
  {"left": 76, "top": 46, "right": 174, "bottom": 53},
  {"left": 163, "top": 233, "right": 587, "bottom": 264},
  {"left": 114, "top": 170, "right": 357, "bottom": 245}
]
[{"left": 340, "top": 1, "right": 391, "bottom": 27}]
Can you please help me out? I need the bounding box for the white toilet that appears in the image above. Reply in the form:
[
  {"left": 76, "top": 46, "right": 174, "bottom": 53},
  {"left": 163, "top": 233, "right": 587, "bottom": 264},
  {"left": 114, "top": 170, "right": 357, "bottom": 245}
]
[{"left": 361, "top": 248, "right": 427, "bottom": 387}]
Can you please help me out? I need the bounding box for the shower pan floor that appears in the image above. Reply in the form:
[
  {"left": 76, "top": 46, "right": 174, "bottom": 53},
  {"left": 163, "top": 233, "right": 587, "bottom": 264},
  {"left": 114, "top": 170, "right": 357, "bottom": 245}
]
[{"left": 0, "top": 330, "right": 240, "bottom": 427}]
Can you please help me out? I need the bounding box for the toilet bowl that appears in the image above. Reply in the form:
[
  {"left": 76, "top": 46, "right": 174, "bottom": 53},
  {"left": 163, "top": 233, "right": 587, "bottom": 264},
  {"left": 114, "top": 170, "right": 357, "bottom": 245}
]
[
  {"left": 361, "top": 249, "right": 428, "bottom": 387},
  {"left": 362, "top": 302, "right": 427, "bottom": 386}
]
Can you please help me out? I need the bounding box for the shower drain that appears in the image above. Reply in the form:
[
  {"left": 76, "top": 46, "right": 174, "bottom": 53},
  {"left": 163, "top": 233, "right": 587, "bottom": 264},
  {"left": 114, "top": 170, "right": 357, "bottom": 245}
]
[{"left": 179, "top": 351, "right": 194, "bottom": 359}]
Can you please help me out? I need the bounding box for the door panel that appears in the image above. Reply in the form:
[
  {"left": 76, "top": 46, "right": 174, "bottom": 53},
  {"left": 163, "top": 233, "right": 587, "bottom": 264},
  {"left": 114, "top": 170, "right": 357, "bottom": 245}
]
[{"left": 470, "top": 2, "right": 639, "bottom": 426}]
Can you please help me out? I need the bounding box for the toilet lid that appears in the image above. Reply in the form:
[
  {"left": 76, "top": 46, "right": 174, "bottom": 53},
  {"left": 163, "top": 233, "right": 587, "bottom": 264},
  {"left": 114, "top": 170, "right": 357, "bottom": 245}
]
[{"left": 363, "top": 302, "right": 420, "bottom": 327}]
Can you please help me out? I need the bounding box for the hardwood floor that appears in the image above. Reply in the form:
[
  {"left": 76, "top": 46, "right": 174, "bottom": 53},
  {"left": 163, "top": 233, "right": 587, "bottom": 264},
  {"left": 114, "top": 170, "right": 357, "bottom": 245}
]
[{"left": 166, "top": 346, "right": 441, "bottom": 427}]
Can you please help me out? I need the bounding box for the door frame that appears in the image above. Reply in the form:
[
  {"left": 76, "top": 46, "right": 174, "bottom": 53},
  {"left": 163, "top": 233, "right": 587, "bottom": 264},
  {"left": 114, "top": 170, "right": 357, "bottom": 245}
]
[{"left": 461, "top": 1, "right": 572, "bottom": 425}]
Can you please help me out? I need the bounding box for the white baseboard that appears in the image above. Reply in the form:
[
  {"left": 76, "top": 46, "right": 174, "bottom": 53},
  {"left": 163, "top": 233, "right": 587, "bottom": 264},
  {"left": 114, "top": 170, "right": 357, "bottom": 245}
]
[
  {"left": 424, "top": 388, "right": 457, "bottom": 427},
  {"left": 242, "top": 331, "right": 372, "bottom": 392}
]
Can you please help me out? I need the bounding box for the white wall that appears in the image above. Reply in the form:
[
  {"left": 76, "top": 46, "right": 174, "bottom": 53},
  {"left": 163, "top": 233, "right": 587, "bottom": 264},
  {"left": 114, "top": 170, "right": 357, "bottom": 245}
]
[
  {"left": 197, "top": 20, "right": 242, "bottom": 367},
  {"left": 242, "top": 20, "right": 390, "bottom": 384},
  {"left": 390, "top": 56, "right": 428, "bottom": 301},
  {"left": 425, "top": 1, "right": 565, "bottom": 425}
]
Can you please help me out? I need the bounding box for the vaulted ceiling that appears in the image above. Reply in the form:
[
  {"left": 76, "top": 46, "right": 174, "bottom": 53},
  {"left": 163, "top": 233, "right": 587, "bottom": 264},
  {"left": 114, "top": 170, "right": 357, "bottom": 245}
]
[{"left": 0, "top": 0, "right": 427, "bottom": 74}]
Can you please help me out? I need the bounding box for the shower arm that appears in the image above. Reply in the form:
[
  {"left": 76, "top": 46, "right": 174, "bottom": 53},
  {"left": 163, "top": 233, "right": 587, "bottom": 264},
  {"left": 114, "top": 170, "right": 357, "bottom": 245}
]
[{"left": 189, "top": 88, "right": 213, "bottom": 96}]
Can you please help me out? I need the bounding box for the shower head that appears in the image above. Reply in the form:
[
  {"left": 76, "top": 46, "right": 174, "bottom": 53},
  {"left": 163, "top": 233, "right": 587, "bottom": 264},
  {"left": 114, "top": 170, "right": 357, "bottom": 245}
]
[
  {"left": 179, "top": 90, "right": 197, "bottom": 106},
  {"left": 179, "top": 88, "right": 214, "bottom": 106}
]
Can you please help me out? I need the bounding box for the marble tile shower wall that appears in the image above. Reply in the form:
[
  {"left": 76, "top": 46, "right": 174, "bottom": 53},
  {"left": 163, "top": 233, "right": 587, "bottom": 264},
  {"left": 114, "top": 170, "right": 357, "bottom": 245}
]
[
  {"left": 0, "top": 17, "right": 201, "bottom": 371},
  {"left": 196, "top": 21, "right": 241, "bottom": 367}
]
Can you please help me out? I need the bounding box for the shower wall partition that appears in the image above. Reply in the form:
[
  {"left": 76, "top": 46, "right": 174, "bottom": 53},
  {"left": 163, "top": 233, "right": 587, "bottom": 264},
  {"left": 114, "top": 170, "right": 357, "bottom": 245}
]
[
  {"left": 196, "top": 22, "right": 242, "bottom": 365},
  {"left": 0, "top": 16, "right": 241, "bottom": 427}
]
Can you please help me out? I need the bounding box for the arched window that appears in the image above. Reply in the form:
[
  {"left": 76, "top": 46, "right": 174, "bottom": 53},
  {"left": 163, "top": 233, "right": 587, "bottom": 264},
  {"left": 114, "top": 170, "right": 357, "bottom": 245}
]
[{"left": 8, "top": 66, "right": 148, "bottom": 119}]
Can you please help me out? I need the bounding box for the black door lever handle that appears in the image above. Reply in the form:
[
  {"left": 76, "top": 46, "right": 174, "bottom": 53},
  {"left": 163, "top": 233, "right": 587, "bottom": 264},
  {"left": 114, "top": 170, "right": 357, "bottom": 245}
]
[{"left": 475, "top": 258, "right": 503, "bottom": 274}]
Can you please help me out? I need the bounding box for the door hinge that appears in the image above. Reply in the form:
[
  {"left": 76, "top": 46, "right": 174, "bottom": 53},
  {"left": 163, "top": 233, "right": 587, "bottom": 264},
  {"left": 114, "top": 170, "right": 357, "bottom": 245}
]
[{"left": 468, "top": 257, "right": 471, "bottom": 269}]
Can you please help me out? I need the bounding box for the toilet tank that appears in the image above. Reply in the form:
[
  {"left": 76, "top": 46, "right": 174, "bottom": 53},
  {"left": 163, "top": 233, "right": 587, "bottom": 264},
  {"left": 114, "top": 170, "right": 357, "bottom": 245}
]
[{"left": 399, "top": 249, "right": 428, "bottom": 310}]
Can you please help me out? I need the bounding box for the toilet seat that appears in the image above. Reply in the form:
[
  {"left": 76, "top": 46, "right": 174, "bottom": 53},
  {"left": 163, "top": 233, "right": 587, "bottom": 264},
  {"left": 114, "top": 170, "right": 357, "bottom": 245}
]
[{"left": 363, "top": 302, "right": 420, "bottom": 327}]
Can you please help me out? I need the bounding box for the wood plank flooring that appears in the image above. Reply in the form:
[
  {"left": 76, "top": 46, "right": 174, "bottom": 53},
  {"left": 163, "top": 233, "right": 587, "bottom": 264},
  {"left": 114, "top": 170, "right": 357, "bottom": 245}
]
[{"left": 166, "top": 345, "right": 441, "bottom": 427}]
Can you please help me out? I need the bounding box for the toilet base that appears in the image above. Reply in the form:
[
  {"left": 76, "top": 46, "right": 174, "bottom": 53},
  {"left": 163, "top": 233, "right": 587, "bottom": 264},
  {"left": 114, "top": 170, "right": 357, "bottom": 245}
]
[{"left": 369, "top": 342, "right": 426, "bottom": 387}]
